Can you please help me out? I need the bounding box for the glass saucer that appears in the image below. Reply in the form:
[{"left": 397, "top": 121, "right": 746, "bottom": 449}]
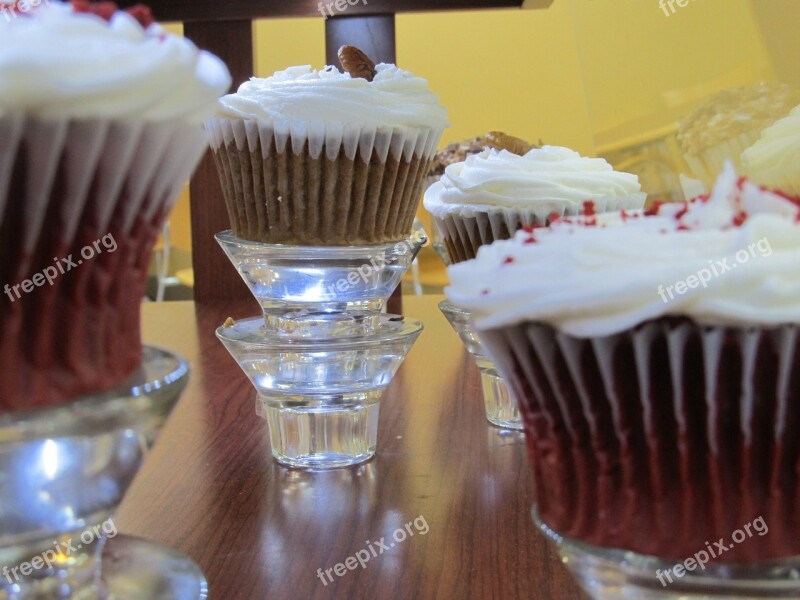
[
  {"left": 0, "top": 346, "right": 192, "bottom": 599},
  {"left": 216, "top": 227, "right": 426, "bottom": 336},
  {"left": 96, "top": 535, "right": 207, "bottom": 599},
  {"left": 439, "top": 300, "right": 522, "bottom": 430},
  {"left": 216, "top": 314, "right": 423, "bottom": 469},
  {"left": 534, "top": 509, "right": 800, "bottom": 599}
]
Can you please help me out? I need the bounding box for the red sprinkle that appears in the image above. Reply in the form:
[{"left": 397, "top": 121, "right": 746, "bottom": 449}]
[
  {"left": 582, "top": 200, "right": 596, "bottom": 217},
  {"left": 523, "top": 236, "right": 537, "bottom": 244},
  {"left": 548, "top": 212, "right": 561, "bottom": 224},
  {"left": 502, "top": 256, "right": 515, "bottom": 265},
  {"left": 619, "top": 209, "right": 629, "bottom": 221},
  {"left": 731, "top": 211, "right": 748, "bottom": 227},
  {"left": 644, "top": 200, "right": 666, "bottom": 216},
  {"left": 677, "top": 224, "right": 690, "bottom": 231},
  {"left": 674, "top": 202, "right": 689, "bottom": 220}
]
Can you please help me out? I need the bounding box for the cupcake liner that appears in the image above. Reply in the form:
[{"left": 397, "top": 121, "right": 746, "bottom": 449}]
[
  {"left": 206, "top": 117, "right": 444, "bottom": 245},
  {"left": 433, "top": 192, "right": 646, "bottom": 264},
  {"left": 479, "top": 318, "right": 800, "bottom": 562},
  {"left": 0, "top": 112, "right": 207, "bottom": 411},
  {"left": 684, "top": 130, "right": 763, "bottom": 187}
]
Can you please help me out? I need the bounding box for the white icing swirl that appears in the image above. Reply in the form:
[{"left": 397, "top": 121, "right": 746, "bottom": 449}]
[
  {"left": 742, "top": 104, "right": 800, "bottom": 191},
  {"left": 446, "top": 163, "right": 800, "bottom": 337},
  {"left": 217, "top": 64, "right": 449, "bottom": 130},
  {"left": 423, "top": 146, "right": 644, "bottom": 218},
  {"left": 0, "top": 2, "right": 231, "bottom": 123}
]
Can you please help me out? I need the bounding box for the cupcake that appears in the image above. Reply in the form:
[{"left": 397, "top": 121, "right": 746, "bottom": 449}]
[
  {"left": 677, "top": 83, "right": 800, "bottom": 187},
  {"left": 742, "top": 104, "right": 800, "bottom": 196},
  {"left": 207, "top": 45, "right": 448, "bottom": 246},
  {"left": 0, "top": 1, "right": 231, "bottom": 410},
  {"left": 446, "top": 163, "right": 800, "bottom": 565},
  {"left": 427, "top": 131, "right": 542, "bottom": 179},
  {"left": 423, "top": 145, "right": 646, "bottom": 263}
]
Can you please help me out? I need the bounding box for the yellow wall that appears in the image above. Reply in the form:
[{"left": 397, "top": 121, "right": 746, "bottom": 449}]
[
  {"left": 570, "top": 0, "right": 773, "bottom": 140},
  {"left": 253, "top": 3, "right": 593, "bottom": 154}
]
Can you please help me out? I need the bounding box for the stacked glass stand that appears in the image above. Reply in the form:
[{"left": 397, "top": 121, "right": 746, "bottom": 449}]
[{"left": 216, "top": 228, "right": 427, "bottom": 469}]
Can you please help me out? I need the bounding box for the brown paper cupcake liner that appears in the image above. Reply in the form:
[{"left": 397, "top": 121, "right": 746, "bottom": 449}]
[
  {"left": 0, "top": 112, "right": 207, "bottom": 411},
  {"left": 206, "top": 118, "right": 443, "bottom": 245},
  {"left": 479, "top": 318, "right": 800, "bottom": 562}
]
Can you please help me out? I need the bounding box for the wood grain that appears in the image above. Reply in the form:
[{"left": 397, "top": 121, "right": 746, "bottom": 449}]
[{"left": 119, "top": 297, "right": 587, "bottom": 600}]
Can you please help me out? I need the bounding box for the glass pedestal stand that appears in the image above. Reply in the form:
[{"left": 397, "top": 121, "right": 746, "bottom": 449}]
[
  {"left": 439, "top": 300, "right": 522, "bottom": 430},
  {"left": 0, "top": 347, "right": 206, "bottom": 599},
  {"left": 216, "top": 230, "right": 427, "bottom": 469}
]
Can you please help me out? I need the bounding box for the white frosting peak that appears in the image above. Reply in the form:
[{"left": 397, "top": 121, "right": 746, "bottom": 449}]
[
  {"left": 217, "top": 63, "right": 449, "bottom": 130},
  {"left": 0, "top": 2, "right": 231, "bottom": 123},
  {"left": 424, "top": 146, "right": 644, "bottom": 217},
  {"left": 446, "top": 163, "right": 800, "bottom": 337}
]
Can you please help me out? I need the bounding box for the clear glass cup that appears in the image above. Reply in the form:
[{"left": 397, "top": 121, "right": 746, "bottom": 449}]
[
  {"left": 438, "top": 300, "right": 522, "bottom": 430},
  {"left": 216, "top": 315, "right": 423, "bottom": 469},
  {"left": 216, "top": 228, "right": 427, "bottom": 337},
  {"left": 0, "top": 346, "right": 207, "bottom": 599}
]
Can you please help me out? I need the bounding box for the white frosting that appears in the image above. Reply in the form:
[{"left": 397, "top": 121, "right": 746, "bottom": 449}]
[
  {"left": 742, "top": 104, "right": 800, "bottom": 190},
  {"left": 446, "top": 163, "right": 800, "bottom": 337},
  {"left": 0, "top": 2, "right": 231, "bottom": 123},
  {"left": 423, "top": 146, "right": 644, "bottom": 218},
  {"left": 217, "top": 64, "right": 449, "bottom": 130}
]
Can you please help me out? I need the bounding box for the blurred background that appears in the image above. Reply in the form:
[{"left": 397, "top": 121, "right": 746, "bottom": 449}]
[{"left": 148, "top": 0, "right": 799, "bottom": 299}]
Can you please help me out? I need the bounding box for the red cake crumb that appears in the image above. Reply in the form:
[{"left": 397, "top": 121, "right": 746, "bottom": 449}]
[
  {"left": 502, "top": 256, "right": 515, "bottom": 265},
  {"left": 71, "top": 1, "right": 155, "bottom": 28}
]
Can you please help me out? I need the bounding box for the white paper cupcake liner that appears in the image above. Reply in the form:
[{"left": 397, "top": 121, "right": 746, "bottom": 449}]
[
  {"left": 478, "top": 318, "right": 800, "bottom": 562},
  {"left": 205, "top": 117, "right": 444, "bottom": 245},
  {"left": 684, "top": 130, "right": 763, "bottom": 187},
  {"left": 432, "top": 192, "right": 646, "bottom": 264},
  {"left": 0, "top": 111, "right": 207, "bottom": 411}
]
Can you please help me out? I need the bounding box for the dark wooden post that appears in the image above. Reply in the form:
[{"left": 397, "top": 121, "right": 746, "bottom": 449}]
[
  {"left": 184, "top": 21, "right": 254, "bottom": 302},
  {"left": 325, "top": 14, "right": 403, "bottom": 313}
]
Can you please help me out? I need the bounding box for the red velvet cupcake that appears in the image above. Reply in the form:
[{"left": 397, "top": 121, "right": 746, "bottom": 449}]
[
  {"left": 447, "top": 164, "right": 800, "bottom": 596},
  {"left": 0, "top": 1, "right": 230, "bottom": 410}
]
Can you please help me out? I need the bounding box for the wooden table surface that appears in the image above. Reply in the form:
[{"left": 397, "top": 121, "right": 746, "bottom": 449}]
[{"left": 118, "top": 296, "right": 586, "bottom": 600}]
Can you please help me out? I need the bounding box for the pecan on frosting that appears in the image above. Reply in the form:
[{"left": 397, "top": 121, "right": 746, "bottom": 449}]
[
  {"left": 337, "top": 45, "right": 377, "bottom": 82},
  {"left": 484, "top": 131, "right": 536, "bottom": 156}
]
